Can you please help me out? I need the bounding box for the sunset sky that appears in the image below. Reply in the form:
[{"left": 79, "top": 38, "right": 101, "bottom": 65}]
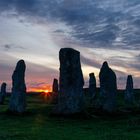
[{"left": 0, "top": 0, "right": 140, "bottom": 91}]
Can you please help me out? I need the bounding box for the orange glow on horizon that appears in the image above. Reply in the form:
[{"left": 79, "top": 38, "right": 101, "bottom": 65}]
[{"left": 27, "top": 85, "right": 52, "bottom": 93}]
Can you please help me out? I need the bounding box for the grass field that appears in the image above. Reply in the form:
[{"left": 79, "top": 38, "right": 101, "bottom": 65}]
[{"left": 0, "top": 90, "right": 140, "bottom": 140}]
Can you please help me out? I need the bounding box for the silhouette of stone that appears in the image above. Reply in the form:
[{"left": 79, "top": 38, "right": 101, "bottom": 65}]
[
  {"left": 89, "top": 73, "right": 96, "bottom": 100},
  {"left": 99, "top": 61, "right": 117, "bottom": 112},
  {"left": 0, "top": 82, "right": 7, "bottom": 104},
  {"left": 51, "top": 78, "right": 59, "bottom": 104},
  {"left": 124, "top": 75, "right": 134, "bottom": 104},
  {"left": 9, "top": 60, "right": 26, "bottom": 113},
  {"left": 54, "top": 48, "right": 84, "bottom": 114},
  {"left": 52, "top": 78, "right": 58, "bottom": 93}
]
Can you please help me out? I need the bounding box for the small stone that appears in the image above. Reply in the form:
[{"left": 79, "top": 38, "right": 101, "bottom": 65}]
[
  {"left": 0, "top": 82, "right": 7, "bottom": 104},
  {"left": 52, "top": 78, "right": 58, "bottom": 93},
  {"left": 52, "top": 78, "right": 59, "bottom": 104},
  {"left": 124, "top": 75, "right": 134, "bottom": 105},
  {"left": 89, "top": 73, "right": 96, "bottom": 101}
]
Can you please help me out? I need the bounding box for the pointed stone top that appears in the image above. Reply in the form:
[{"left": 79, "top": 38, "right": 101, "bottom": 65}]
[
  {"left": 89, "top": 73, "right": 95, "bottom": 77},
  {"left": 1, "top": 82, "right": 6, "bottom": 86},
  {"left": 126, "top": 75, "right": 133, "bottom": 88},
  {"left": 100, "top": 62, "right": 110, "bottom": 76},
  {"left": 102, "top": 61, "right": 109, "bottom": 69},
  {"left": 15, "top": 59, "right": 26, "bottom": 71},
  {"left": 1, "top": 82, "right": 6, "bottom": 91},
  {"left": 127, "top": 75, "right": 133, "bottom": 84},
  {"left": 53, "top": 78, "right": 58, "bottom": 81},
  {"left": 128, "top": 75, "right": 132, "bottom": 79}
]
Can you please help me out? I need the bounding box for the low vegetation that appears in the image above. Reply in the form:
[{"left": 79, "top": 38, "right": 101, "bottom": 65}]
[{"left": 0, "top": 90, "right": 140, "bottom": 140}]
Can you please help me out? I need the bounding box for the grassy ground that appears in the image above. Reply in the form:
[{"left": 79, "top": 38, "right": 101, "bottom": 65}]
[{"left": 0, "top": 91, "right": 140, "bottom": 140}]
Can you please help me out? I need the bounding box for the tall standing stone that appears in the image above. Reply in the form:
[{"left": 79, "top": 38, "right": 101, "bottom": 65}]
[
  {"left": 54, "top": 48, "right": 84, "bottom": 114},
  {"left": 9, "top": 60, "right": 26, "bottom": 113},
  {"left": 124, "top": 75, "right": 134, "bottom": 104},
  {"left": 52, "top": 78, "right": 58, "bottom": 93},
  {"left": 99, "top": 61, "right": 117, "bottom": 112},
  {"left": 89, "top": 73, "right": 96, "bottom": 100},
  {"left": 0, "top": 82, "right": 7, "bottom": 104}
]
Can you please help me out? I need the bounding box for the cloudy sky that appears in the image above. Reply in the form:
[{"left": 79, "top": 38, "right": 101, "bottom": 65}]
[{"left": 0, "top": 0, "right": 140, "bottom": 91}]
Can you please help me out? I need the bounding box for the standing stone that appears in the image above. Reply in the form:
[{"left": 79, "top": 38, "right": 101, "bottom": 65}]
[
  {"left": 124, "top": 75, "right": 134, "bottom": 104},
  {"left": 52, "top": 78, "right": 59, "bottom": 104},
  {"left": 0, "top": 83, "right": 7, "bottom": 104},
  {"left": 9, "top": 60, "right": 26, "bottom": 113},
  {"left": 99, "top": 61, "right": 117, "bottom": 112},
  {"left": 52, "top": 78, "right": 58, "bottom": 93},
  {"left": 89, "top": 73, "right": 96, "bottom": 101},
  {"left": 54, "top": 48, "right": 84, "bottom": 114}
]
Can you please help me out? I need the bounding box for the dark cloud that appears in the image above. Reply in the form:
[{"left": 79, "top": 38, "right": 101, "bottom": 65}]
[
  {"left": 107, "top": 55, "right": 140, "bottom": 72},
  {"left": 0, "top": 0, "right": 36, "bottom": 12},
  {"left": 2, "top": 44, "right": 25, "bottom": 51},
  {"left": 72, "top": 25, "right": 118, "bottom": 46},
  {"left": 129, "top": 61, "right": 140, "bottom": 71},
  {"left": 136, "top": 54, "right": 140, "bottom": 60},
  {"left": 4, "top": 44, "right": 11, "bottom": 50},
  {"left": 0, "top": 0, "right": 140, "bottom": 49},
  {"left": 81, "top": 55, "right": 101, "bottom": 68}
]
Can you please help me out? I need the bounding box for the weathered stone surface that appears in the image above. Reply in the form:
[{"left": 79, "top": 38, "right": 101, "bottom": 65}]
[
  {"left": 124, "top": 75, "right": 134, "bottom": 104},
  {"left": 99, "top": 61, "right": 117, "bottom": 112},
  {"left": 54, "top": 48, "right": 84, "bottom": 114},
  {"left": 89, "top": 73, "right": 96, "bottom": 100},
  {"left": 0, "top": 82, "right": 7, "bottom": 104},
  {"left": 52, "top": 78, "right": 58, "bottom": 93},
  {"left": 9, "top": 60, "right": 26, "bottom": 113}
]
